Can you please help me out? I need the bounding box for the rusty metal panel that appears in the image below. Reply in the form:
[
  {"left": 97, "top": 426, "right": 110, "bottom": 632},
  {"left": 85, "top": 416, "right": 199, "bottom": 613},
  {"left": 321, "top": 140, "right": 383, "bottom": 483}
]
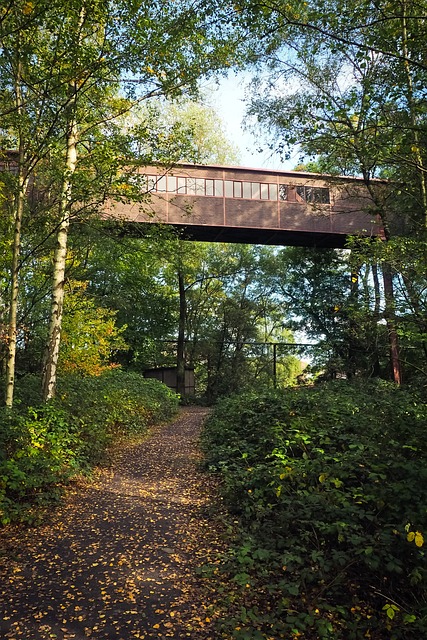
[
  {"left": 225, "top": 199, "right": 279, "bottom": 229},
  {"left": 279, "top": 202, "right": 324, "bottom": 232},
  {"left": 0, "top": 154, "right": 387, "bottom": 246},
  {"left": 104, "top": 199, "right": 165, "bottom": 223},
  {"left": 94, "top": 163, "right": 387, "bottom": 245},
  {"left": 167, "top": 195, "right": 224, "bottom": 225}
]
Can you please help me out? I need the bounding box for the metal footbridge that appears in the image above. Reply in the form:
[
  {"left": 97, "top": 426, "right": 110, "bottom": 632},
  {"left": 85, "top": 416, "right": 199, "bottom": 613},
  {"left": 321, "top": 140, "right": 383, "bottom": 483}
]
[{"left": 105, "top": 163, "right": 384, "bottom": 247}]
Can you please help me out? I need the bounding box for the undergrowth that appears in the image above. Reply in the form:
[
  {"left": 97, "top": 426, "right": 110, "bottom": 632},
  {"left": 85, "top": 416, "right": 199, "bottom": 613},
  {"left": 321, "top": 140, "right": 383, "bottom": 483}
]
[
  {"left": 201, "top": 381, "right": 427, "bottom": 639},
  {"left": 0, "top": 371, "right": 179, "bottom": 525}
]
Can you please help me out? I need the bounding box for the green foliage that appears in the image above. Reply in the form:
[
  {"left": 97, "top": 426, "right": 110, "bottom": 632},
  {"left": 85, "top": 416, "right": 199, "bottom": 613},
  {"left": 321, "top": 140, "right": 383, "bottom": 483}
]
[
  {"left": 0, "top": 403, "right": 81, "bottom": 525},
  {"left": 0, "top": 0, "right": 257, "bottom": 406},
  {"left": 0, "top": 372, "right": 179, "bottom": 525},
  {"left": 244, "top": 0, "right": 427, "bottom": 232},
  {"left": 82, "top": 236, "right": 304, "bottom": 398},
  {"left": 58, "top": 280, "right": 128, "bottom": 376},
  {"left": 346, "top": 236, "right": 427, "bottom": 383},
  {"left": 201, "top": 381, "right": 427, "bottom": 638},
  {"left": 56, "top": 370, "right": 179, "bottom": 461},
  {"left": 126, "top": 97, "right": 241, "bottom": 165}
]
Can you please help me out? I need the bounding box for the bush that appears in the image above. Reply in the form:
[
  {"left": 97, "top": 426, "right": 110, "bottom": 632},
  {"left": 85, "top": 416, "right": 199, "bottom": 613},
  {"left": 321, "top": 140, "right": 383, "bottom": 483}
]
[
  {"left": 0, "top": 404, "right": 82, "bottom": 525},
  {"left": 56, "top": 370, "right": 179, "bottom": 463},
  {"left": 0, "top": 371, "right": 179, "bottom": 525},
  {"left": 201, "top": 381, "right": 427, "bottom": 639}
]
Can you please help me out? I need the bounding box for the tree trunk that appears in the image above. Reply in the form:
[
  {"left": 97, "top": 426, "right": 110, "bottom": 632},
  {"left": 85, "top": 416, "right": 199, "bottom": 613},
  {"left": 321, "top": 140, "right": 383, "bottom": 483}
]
[
  {"left": 4, "top": 63, "right": 28, "bottom": 408},
  {"left": 401, "top": 0, "right": 427, "bottom": 229},
  {"left": 372, "top": 262, "right": 381, "bottom": 321},
  {"left": 382, "top": 263, "right": 402, "bottom": 384},
  {"left": 176, "top": 269, "right": 186, "bottom": 398},
  {"left": 41, "top": 5, "right": 86, "bottom": 401},
  {"left": 5, "top": 170, "right": 26, "bottom": 407},
  {"left": 347, "top": 259, "right": 359, "bottom": 379},
  {"left": 370, "top": 262, "right": 382, "bottom": 377},
  {"left": 400, "top": 270, "right": 427, "bottom": 364},
  {"left": 41, "top": 117, "right": 78, "bottom": 401}
]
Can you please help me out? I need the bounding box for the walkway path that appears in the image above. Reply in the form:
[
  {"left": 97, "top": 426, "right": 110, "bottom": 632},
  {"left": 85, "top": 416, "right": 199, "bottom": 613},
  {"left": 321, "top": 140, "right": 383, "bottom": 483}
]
[{"left": 0, "top": 407, "right": 225, "bottom": 640}]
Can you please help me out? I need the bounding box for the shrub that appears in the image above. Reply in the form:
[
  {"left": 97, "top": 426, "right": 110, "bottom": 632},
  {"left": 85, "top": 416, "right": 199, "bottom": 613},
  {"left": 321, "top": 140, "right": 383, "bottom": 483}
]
[
  {"left": 0, "top": 404, "right": 82, "bottom": 525},
  {"left": 0, "top": 371, "right": 179, "bottom": 525},
  {"left": 201, "top": 381, "right": 427, "bottom": 639}
]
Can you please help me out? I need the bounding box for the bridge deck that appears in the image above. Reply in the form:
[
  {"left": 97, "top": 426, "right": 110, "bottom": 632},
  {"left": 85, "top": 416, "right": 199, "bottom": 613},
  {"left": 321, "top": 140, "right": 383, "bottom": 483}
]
[{"left": 106, "top": 164, "right": 384, "bottom": 247}]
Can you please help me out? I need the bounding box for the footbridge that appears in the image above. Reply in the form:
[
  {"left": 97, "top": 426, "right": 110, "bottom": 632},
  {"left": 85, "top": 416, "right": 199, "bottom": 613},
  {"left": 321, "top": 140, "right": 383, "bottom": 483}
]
[{"left": 105, "top": 163, "right": 385, "bottom": 248}]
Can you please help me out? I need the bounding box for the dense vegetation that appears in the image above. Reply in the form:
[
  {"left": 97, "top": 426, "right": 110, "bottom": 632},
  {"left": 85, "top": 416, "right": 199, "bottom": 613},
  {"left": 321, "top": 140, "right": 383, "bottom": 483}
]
[
  {"left": 0, "top": 10, "right": 426, "bottom": 639},
  {"left": 0, "top": 371, "right": 179, "bottom": 525},
  {"left": 201, "top": 382, "right": 427, "bottom": 639}
]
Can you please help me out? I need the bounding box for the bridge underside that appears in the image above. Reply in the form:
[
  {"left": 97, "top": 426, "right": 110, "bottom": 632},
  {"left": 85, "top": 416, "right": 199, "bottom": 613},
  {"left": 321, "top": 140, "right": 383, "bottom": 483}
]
[{"left": 124, "top": 221, "right": 350, "bottom": 248}]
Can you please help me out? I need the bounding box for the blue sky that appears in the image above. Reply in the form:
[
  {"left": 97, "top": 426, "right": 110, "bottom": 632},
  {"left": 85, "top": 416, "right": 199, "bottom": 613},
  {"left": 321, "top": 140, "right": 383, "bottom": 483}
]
[{"left": 207, "top": 72, "right": 298, "bottom": 170}]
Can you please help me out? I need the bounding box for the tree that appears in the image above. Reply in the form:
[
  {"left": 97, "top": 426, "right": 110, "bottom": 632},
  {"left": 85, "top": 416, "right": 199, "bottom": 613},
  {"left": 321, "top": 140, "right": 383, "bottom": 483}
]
[
  {"left": 234, "top": 1, "right": 427, "bottom": 382},
  {"left": 264, "top": 246, "right": 390, "bottom": 380},
  {"left": 58, "top": 281, "right": 127, "bottom": 377},
  {"left": 77, "top": 229, "right": 305, "bottom": 399},
  {"left": 0, "top": 0, "right": 255, "bottom": 405},
  {"left": 111, "top": 97, "right": 242, "bottom": 396},
  {"left": 149, "top": 99, "right": 241, "bottom": 165},
  {"left": 0, "top": 2, "right": 50, "bottom": 406},
  {"left": 181, "top": 243, "right": 301, "bottom": 399},
  {"left": 241, "top": 0, "right": 427, "bottom": 234}
]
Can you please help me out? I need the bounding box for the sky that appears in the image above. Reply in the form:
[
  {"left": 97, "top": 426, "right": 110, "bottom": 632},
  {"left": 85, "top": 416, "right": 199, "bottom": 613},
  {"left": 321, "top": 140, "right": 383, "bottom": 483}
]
[{"left": 207, "top": 72, "right": 298, "bottom": 171}]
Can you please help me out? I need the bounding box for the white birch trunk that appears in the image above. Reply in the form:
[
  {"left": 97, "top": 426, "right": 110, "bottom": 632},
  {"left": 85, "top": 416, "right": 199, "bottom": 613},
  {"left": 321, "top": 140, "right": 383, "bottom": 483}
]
[
  {"left": 5, "top": 172, "right": 27, "bottom": 407},
  {"left": 4, "top": 62, "right": 29, "bottom": 407},
  {"left": 41, "top": 6, "right": 86, "bottom": 402},
  {"left": 41, "top": 118, "right": 78, "bottom": 401}
]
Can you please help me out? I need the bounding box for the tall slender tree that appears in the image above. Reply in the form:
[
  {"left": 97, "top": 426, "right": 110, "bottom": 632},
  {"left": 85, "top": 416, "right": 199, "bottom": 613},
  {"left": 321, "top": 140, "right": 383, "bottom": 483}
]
[{"left": 0, "top": 0, "right": 255, "bottom": 404}]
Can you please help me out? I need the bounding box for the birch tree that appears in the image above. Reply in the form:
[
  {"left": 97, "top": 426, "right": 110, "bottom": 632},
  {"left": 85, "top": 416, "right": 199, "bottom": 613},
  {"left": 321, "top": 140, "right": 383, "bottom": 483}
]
[
  {"left": 41, "top": 5, "right": 86, "bottom": 400},
  {"left": 38, "top": 0, "right": 252, "bottom": 400},
  {"left": 0, "top": 0, "right": 254, "bottom": 404},
  {"left": 0, "top": 1, "right": 50, "bottom": 406}
]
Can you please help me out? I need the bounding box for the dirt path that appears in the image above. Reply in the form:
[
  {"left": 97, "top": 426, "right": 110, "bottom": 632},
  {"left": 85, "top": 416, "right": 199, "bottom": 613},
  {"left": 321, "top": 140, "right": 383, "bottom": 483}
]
[{"left": 0, "top": 407, "right": 226, "bottom": 640}]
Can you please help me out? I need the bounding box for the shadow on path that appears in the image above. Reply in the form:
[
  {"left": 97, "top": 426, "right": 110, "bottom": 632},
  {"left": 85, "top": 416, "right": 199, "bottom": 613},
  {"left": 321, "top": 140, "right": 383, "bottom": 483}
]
[{"left": 0, "top": 407, "right": 225, "bottom": 640}]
